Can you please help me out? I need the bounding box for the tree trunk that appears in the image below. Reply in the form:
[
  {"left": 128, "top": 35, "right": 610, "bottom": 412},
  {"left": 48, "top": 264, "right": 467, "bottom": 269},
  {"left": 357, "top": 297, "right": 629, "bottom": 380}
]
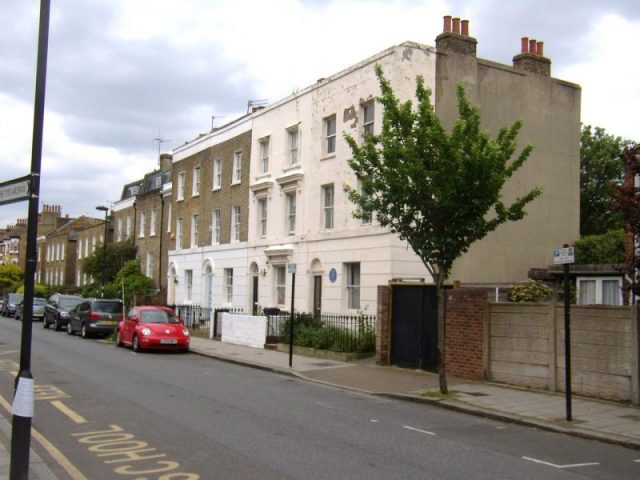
[{"left": 435, "top": 270, "right": 448, "bottom": 394}]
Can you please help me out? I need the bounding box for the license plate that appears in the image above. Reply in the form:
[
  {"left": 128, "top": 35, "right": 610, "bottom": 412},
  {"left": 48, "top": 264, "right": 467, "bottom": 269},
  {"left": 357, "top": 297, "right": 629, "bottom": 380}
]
[
  {"left": 160, "top": 339, "right": 177, "bottom": 345},
  {"left": 100, "top": 320, "right": 117, "bottom": 325}
]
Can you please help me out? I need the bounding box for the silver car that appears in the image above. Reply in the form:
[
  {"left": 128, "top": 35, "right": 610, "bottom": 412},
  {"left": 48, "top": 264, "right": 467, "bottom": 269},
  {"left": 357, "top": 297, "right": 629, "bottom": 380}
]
[{"left": 15, "top": 297, "right": 46, "bottom": 322}]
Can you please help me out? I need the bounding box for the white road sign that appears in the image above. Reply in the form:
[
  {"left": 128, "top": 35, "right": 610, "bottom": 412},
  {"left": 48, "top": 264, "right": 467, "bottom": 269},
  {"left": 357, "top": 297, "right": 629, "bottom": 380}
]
[{"left": 553, "top": 247, "right": 575, "bottom": 265}]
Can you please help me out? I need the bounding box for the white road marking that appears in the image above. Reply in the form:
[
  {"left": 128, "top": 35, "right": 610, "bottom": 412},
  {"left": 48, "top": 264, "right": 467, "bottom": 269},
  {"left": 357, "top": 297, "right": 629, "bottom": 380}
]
[
  {"left": 522, "top": 456, "right": 600, "bottom": 469},
  {"left": 370, "top": 419, "right": 379, "bottom": 423},
  {"left": 313, "top": 402, "right": 333, "bottom": 409},
  {"left": 403, "top": 425, "right": 436, "bottom": 436}
]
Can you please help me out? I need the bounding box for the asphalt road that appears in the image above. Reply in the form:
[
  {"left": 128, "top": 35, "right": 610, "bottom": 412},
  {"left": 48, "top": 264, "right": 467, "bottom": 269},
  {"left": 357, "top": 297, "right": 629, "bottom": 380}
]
[{"left": 1, "top": 315, "right": 639, "bottom": 480}]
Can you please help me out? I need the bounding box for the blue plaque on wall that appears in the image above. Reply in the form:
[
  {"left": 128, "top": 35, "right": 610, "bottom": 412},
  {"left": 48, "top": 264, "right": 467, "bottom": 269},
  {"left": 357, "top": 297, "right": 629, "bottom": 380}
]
[{"left": 329, "top": 268, "right": 337, "bottom": 283}]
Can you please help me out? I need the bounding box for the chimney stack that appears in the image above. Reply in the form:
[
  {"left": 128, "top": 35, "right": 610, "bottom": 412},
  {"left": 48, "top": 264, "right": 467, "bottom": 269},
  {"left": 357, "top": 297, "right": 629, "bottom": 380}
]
[
  {"left": 513, "top": 35, "right": 551, "bottom": 76},
  {"left": 435, "top": 15, "right": 477, "bottom": 56}
]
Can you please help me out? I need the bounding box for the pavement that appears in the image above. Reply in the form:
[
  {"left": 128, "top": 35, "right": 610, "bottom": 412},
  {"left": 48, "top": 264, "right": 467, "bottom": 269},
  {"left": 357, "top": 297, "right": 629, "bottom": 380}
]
[{"left": 1, "top": 336, "right": 638, "bottom": 479}]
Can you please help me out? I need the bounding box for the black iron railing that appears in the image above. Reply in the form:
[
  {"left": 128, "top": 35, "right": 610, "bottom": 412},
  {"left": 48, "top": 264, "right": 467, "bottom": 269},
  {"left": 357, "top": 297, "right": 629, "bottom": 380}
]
[
  {"left": 266, "top": 312, "right": 376, "bottom": 353},
  {"left": 168, "top": 305, "right": 243, "bottom": 336}
]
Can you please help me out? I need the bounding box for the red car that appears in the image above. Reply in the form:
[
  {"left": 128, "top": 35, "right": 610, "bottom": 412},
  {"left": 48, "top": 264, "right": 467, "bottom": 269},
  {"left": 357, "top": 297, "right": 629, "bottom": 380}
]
[{"left": 116, "top": 306, "right": 190, "bottom": 353}]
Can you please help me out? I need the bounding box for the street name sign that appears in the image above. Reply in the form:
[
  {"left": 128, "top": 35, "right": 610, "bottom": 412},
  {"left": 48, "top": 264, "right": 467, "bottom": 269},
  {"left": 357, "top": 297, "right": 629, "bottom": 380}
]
[
  {"left": 288, "top": 263, "right": 297, "bottom": 274},
  {"left": 0, "top": 176, "right": 31, "bottom": 206}
]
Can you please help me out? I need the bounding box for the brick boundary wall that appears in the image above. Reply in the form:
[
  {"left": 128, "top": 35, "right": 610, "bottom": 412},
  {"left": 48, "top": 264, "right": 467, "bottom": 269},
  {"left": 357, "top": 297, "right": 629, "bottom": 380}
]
[
  {"left": 444, "top": 288, "right": 486, "bottom": 380},
  {"left": 376, "top": 285, "right": 391, "bottom": 365}
]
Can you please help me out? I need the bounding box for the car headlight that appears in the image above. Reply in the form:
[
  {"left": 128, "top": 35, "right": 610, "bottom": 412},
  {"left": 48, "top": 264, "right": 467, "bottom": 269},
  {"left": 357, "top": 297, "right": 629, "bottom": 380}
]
[
  {"left": 182, "top": 329, "right": 190, "bottom": 336},
  {"left": 60, "top": 311, "right": 69, "bottom": 318},
  {"left": 141, "top": 328, "right": 152, "bottom": 336}
]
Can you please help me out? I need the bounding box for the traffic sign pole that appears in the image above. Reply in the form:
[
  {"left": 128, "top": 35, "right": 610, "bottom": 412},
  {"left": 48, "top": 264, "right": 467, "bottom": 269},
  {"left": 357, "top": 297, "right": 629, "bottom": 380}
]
[
  {"left": 10, "top": 1, "right": 50, "bottom": 478},
  {"left": 554, "top": 244, "right": 574, "bottom": 422}
]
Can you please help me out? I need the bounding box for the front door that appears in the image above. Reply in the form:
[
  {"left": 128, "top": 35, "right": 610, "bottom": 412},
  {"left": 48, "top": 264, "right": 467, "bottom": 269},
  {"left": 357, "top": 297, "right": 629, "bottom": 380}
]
[
  {"left": 252, "top": 276, "right": 259, "bottom": 315},
  {"left": 391, "top": 285, "right": 438, "bottom": 371},
  {"left": 313, "top": 275, "right": 322, "bottom": 317}
]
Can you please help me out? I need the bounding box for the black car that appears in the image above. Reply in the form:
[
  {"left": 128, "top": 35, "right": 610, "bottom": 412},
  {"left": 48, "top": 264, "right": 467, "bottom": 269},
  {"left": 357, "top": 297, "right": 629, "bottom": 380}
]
[
  {"left": 44, "top": 293, "right": 84, "bottom": 331},
  {"left": 67, "top": 299, "right": 124, "bottom": 338},
  {"left": 2, "top": 293, "right": 24, "bottom": 317}
]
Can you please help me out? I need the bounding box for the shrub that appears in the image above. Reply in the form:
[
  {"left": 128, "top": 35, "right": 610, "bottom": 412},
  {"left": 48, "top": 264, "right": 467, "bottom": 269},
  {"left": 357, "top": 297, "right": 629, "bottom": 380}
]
[{"left": 509, "top": 280, "right": 553, "bottom": 302}]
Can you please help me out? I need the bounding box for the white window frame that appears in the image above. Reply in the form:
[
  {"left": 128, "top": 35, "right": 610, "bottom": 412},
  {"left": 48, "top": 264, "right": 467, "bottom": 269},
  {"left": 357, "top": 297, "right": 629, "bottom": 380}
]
[
  {"left": 192, "top": 166, "right": 201, "bottom": 196},
  {"left": 324, "top": 114, "right": 336, "bottom": 155},
  {"left": 258, "top": 198, "right": 267, "bottom": 238},
  {"left": 213, "top": 158, "right": 222, "bottom": 190},
  {"left": 191, "top": 214, "right": 199, "bottom": 248},
  {"left": 286, "top": 192, "right": 296, "bottom": 235},
  {"left": 212, "top": 210, "right": 221, "bottom": 245},
  {"left": 146, "top": 252, "right": 154, "bottom": 279},
  {"left": 275, "top": 265, "right": 286, "bottom": 305},
  {"left": 577, "top": 276, "right": 623, "bottom": 306},
  {"left": 139, "top": 211, "right": 146, "bottom": 238},
  {"left": 224, "top": 268, "right": 233, "bottom": 303},
  {"left": 126, "top": 215, "right": 132, "bottom": 239},
  {"left": 362, "top": 102, "right": 374, "bottom": 137},
  {"left": 167, "top": 203, "right": 172, "bottom": 233},
  {"left": 323, "top": 184, "right": 335, "bottom": 230},
  {"left": 150, "top": 208, "right": 157, "bottom": 236},
  {"left": 232, "top": 151, "right": 242, "bottom": 184},
  {"left": 231, "top": 206, "right": 241, "bottom": 243},
  {"left": 259, "top": 137, "right": 270, "bottom": 173},
  {"left": 185, "top": 269, "right": 193, "bottom": 301},
  {"left": 176, "top": 218, "right": 183, "bottom": 250},
  {"left": 177, "top": 171, "right": 186, "bottom": 201},
  {"left": 288, "top": 127, "right": 299, "bottom": 166},
  {"left": 346, "top": 262, "right": 361, "bottom": 310}
]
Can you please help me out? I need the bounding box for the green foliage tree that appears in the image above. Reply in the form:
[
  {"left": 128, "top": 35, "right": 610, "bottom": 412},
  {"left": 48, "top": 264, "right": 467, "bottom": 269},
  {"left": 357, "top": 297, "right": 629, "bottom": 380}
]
[
  {"left": 0, "top": 264, "right": 24, "bottom": 294},
  {"left": 573, "top": 229, "right": 625, "bottom": 264},
  {"left": 580, "top": 125, "right": 625, "bottom": 236},
  {"left": 110, "top": 259, "right": 152, "bottom": 308},
  {"left": 81, "top": 239, "right": 137, "bottom": 286},
  {"left": 345, "top": 65, "right": 541, "bottom": 393},
  {"left": 16, "top": 283, "right": 48, "bottom": 297},
  {"left": 612, "top": 143, "right": 640, "bottom": 295}
]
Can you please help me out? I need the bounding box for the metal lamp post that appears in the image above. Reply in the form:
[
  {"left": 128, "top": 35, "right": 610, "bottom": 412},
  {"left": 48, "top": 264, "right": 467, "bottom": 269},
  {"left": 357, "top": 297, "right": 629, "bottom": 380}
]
[{"left": 96, "top": 206, "right": 109, "bottom": 298}]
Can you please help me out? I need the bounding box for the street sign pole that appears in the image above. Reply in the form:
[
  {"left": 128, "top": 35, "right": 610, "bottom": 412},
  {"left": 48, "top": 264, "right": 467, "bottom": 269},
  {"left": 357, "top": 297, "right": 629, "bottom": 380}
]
[
  {"left": 10, "top": 1, "right": 50, "bottom": 478},
  {"left": 288, "top": 264, "right": 297, "bottom": 368},
  {"left": 554, "top": 244, "right": 575, "bottom": 422}
]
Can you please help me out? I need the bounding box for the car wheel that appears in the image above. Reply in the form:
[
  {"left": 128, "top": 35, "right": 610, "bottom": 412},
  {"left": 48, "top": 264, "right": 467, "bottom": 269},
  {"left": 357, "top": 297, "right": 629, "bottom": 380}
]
[
  {"left": 43, "top": 317, "right": 49, "bottom": 329},
  {"left": 115, "top": 330, "right": 123, "bottom": 347},
  {"left": 53, "top": 318, "right": 59, "bottom": 331},
  {"left": 66, "top": 322, "right": 74, "bottom": 335},
  {"left": 132, "top": 335, "right": 142, "bottom": 353},
  {"left": 180, "top": 348, "right": 189, "bottom": 354},
  {"left": 81, "top": 324, "right": 89, "bottom": 339}
]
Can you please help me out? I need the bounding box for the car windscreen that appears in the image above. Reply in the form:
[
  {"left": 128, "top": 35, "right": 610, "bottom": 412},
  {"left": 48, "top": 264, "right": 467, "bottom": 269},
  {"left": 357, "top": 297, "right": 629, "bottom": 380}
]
[
  {"left": 8, "top": 294, "right": 23, "bottom": 303},
  {"left": 33, "top": 298, "right": 46, "bottom": 306},
  {"left": 93, "top": 301, "right": 122, "bottom": 313},
  {"left": 59, "top": 298, "right": 83, "bottom": 310},
  {"left": 140, "top": 310, "right": 179, "bottom": 324}
]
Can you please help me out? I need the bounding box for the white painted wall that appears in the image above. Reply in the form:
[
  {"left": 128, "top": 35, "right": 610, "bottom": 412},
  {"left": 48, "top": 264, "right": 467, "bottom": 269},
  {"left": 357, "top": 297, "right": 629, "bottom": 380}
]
[
  {"left": 221, "top": 313, "right": 267, "bottom": 349},
  {"left": 246, "top": 43, "right": 437, "bottom": 314},
  {"left": 167, "top": 242, "right": 248, "bottom": 309}
]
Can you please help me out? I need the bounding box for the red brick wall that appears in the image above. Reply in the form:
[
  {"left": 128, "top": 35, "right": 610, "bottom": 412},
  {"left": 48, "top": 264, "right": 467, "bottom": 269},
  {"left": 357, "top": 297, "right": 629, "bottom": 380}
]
[
  {"left": 445, "top": 288, "right": 486, "bottom": 380},
  {"left": 376, "top": 285, "right": 391, "bottom": 365}
]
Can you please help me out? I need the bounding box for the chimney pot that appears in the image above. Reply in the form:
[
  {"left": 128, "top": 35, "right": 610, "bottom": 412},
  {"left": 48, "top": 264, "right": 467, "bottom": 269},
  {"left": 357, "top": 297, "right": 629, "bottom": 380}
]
[
  {"left": 536, "top": 41, "right": 544, "bottom": 57},
  {"left": 521, "top": 37, "right": 529, "bottom": 54},
  {"left": 443, "top": 15, "right": 452, "bottom": 33},
  {"left": 529, "top": 39, "right": 537, "bottom": 55},
  {"left": 452, "top": 17, "right": 461, "bottom": 34},
  {"left": 461, "top": 19, "right": 469, "bottom": 36}
]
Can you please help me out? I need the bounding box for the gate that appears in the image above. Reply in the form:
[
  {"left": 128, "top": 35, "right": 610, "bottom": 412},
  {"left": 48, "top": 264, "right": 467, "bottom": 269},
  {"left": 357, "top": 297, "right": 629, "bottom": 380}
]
[{"left": 390, "top": 284, "right": 438, "bottom": 371}]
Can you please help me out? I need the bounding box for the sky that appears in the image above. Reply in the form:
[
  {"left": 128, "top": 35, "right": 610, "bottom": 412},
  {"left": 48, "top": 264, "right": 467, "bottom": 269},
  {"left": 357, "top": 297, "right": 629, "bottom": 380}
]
[{"left": 1, "top": 0, "right": 639, "bottom": 229}]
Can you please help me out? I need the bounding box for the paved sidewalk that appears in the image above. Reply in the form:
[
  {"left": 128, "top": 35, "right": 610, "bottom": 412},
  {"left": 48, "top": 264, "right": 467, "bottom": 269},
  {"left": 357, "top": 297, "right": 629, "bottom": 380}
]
[{"left": 189, "top": 336, "right": 640, "bottom": 449}]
